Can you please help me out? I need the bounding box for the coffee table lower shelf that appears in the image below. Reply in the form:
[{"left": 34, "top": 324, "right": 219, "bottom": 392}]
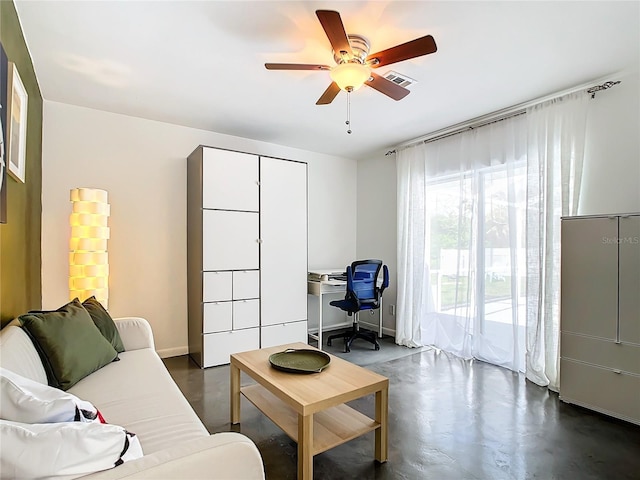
[{"left": 241, "top": 384, "right": 380, "bottom": 455}]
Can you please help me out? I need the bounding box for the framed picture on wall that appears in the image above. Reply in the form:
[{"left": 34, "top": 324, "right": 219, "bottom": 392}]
[
  {"left": 7, "top": 62, "right": 27, "bottom": 184},
  {"left": 0, "top": 43, "right": 8, "bottom": 223}
]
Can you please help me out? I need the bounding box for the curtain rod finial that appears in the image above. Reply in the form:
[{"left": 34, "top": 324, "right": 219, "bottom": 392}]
[{"left": 587, "top": 80, "right": 621, "bottom": 99}]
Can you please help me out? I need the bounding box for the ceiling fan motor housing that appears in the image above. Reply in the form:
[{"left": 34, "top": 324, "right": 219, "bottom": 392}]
[{"left": 333, "top": 34, "right": 370, "bottom": 64}]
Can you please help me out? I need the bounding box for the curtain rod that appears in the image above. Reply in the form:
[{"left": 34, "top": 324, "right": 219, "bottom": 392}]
[{"left": 385, "top": 75, "right": 623, "bottom": 156}]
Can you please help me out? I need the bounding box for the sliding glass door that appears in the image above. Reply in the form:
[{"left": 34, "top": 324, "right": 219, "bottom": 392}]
[{"left": 423, "top": 163, "right": 526, "bottom": 371}]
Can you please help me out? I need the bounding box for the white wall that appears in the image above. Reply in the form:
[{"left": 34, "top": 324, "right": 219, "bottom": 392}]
[
  {"left": 580, "top": 70, "right": 640, "bottom": 215},
  {"left": 356, "top": 151, "right": 397, "bottom": 335},
  {"left": 357, "top": 72, "right": 640, "bottom": 335},
  {"left": 42, "top": 101, "right": 357, "bottom": 356}
]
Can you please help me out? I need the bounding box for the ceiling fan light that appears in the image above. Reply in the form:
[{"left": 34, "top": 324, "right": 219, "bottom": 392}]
[{"left": 330, "top": 63, "right": 371, "bottom": 91}]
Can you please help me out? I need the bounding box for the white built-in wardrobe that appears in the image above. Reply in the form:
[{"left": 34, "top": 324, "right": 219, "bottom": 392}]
[
  {"left": 187, "top": 146, "right": 308, "bottom": 367},
  {"left": 560, "top": 213, "right": 640, "bottom": 425}
]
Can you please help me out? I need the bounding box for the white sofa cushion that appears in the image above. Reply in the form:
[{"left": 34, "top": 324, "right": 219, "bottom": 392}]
[
  {"left": 0, "top": 419, "right": 143, "bottom": 479},
  {"left": 68, "top": 348, "right": 208, "bottom": 454},
  {"left": 0, "top": 367, "right": 104, "bottom": 424},
  {"left": 83, "top": 433, "right": 264, "bottom": 479},
  {"left": 0, "top": 323, "right": 47, "bottom": 384}
]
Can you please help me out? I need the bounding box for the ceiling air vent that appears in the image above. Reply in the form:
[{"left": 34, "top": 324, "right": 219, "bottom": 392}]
[{"left": 382, "top": 71, "right": 418, "bottom": 88}]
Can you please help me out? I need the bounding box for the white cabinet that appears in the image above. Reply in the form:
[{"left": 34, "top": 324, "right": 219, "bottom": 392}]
[
  {"left": 203, "top": 210, "right": 259, "bottom": 271},
  {"left": 202, "top": 149, "right": 259, "bottom": 212},
  {"left": 204, "top": 302, "right": 232, "bottom": 333},
  {"left": 203, "top": 328, "right": 260, "bottom": 368},
  {"left": 188, "top": 146, "right": 308, "bottom": 367},
  {"left": 233, "top": 299, "right": 260, "bottom": 329},
  {"left": 260, "top": 157, "right": 308, "bottom": 327},
  {"left": 233, "top": 271, "right": 260, "bottom": 300},
  {"left": 560, "top": 214, "right": 640, "bottom": 425},
  {"left": 203, "top": 271, "right": 231, "bottom": 302},
  {"left": 261, "top": 320, "right": 309, "bottom": 349}
]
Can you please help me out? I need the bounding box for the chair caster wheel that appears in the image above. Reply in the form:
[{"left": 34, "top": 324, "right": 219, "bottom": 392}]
[
  {"left": 345, "top": 346, "right": 350, "bottom": 353},
  {"left": 375, "top": 345, "right": 380, "bottom": 351}
]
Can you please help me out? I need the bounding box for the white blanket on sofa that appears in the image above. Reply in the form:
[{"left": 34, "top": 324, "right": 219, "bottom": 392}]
[{"left": 0, "top": 316, "right": 264, "bottom": 479}]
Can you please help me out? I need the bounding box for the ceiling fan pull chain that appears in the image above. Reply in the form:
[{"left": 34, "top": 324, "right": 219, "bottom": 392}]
[{"left": 346, "top": 87, "right": 352, "bottom": 134}]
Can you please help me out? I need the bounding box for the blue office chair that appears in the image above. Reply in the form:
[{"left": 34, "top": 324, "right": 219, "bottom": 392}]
[{"left": 327, "top": 259, "right": 389, "bottom": 353}]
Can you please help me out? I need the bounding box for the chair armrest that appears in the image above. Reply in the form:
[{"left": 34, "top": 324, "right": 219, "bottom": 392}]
[
  {"left": 113, "top": 317, "right": 155, "bottom": 351},
  {"left": 379, "top": 265, "right": 389, "bottom": 295},
  {"left": 82, "top": 433, "right": 265, "bottom": 479}
]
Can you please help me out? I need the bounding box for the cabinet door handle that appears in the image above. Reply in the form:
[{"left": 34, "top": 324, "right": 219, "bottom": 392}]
[
  {"left": 256, "top": 181, "right": 260, "bottom": 186},
  {"left": 613, "top": 369, "right": 622, "bottom": 374},
  {"left": 257, "top": 239, "right": 263, "bottom": 244}
]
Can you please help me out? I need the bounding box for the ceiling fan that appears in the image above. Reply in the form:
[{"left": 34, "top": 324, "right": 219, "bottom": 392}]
[{"left": 265, "top": 10, "right": 437, "bottom": 105}]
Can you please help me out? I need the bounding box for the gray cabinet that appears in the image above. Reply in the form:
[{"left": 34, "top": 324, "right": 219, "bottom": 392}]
[
  {"left": 187, "top": 146, "right": 308, "bottom": 367},
  {"left": 560, "top": 214, "right": 640, "bottom": 425},
  {"left": 619, "top": 216, "right": 640, "bottom": 345}
]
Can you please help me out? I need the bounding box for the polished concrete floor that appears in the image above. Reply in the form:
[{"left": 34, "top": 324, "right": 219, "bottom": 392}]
[{"left": 164, "top": 337, "right": 640, "bottom": 479}]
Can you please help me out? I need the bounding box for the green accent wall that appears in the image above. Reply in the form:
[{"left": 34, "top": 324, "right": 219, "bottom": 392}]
[{"left": 0, "top": 1, "right": 43, "bottom": 325}]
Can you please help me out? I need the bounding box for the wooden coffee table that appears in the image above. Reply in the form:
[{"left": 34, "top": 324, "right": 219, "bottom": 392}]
[{"left": 230, "top": 342, "right": 389, "bottom": 480}]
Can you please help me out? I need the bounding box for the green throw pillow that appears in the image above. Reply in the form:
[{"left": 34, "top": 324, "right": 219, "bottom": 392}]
[
  {"left": 82, "top": 296, "right": 125, "bottom": 353},
  {"left": 19, "top": 299, "right": 118, "bottom": 391}
]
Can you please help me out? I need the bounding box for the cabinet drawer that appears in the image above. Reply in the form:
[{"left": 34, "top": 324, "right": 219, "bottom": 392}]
[
  {"left": 560, "top": 358, "right": 640, "bottom": 424},
  {"left": 561, "top": 333, "right": 640, "bottom": 375},
  {"left": 261, "top": 320, "right": 308, "bottom": 349},
  {"left": 203, "top": 328, "right": 260, "bottom": 367},
  {"left": 233, "top": 299, "right": 260, "bottom": 330},
  {"left": 233, "top": 270, "right": 259, "bottom": 299},
  {"left": 203, "top": 271, "right": 232, "bottom": 302},
  {"left": 203, "top": 302, "right": 232, "bottom": 333}
]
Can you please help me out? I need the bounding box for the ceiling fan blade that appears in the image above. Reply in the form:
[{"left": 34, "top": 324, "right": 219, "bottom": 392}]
[
  {"left": 316, "top": 82, "right": 341, "bottom": 105},
  {"left": 365, "top": 72, "right": 410, "bottom": 101},
  {"left": 316, "top": 10, "right": 353, "bottom": 58},
  {"left": 367, "top": 35, "right": 437, "bottom": 68},
  {"left": 265, "top": 63, "right": 330, "bottom": 71}
]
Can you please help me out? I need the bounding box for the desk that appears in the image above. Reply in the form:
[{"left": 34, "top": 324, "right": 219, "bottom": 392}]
[{"left": 308, "top": 274, "right": 383, "bottom": 351}]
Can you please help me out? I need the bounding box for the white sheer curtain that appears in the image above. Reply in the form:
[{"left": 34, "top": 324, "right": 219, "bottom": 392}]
[
  {"left": 396, "top": 146, "right": 433, "bottom": 348},
  {"left": 397, "top": 91, "right": 589, "bottom": 379},
  {"left": 397, "top": 115, "right": 528, "bottom": 372},
  {"left": 525, "top": 92, "right": 589, "bottom": 389}
]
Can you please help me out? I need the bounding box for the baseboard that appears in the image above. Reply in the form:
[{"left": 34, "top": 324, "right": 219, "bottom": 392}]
[
  {"left": 157, "top": 346, "right": 188, "bottom": 358},
  {"left": 357, "top": 320, "right": 396, "bottom": 338},
  {"left": 156, "top": 326, "right": 396, "bottom": 358}
]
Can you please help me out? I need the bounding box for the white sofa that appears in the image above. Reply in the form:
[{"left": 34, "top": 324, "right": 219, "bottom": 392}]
[{"left": 0, "top": 316, "right": 265, "bottom": 479}]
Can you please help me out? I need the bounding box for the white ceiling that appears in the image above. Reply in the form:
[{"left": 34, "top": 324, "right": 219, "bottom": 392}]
[{"left": 14, "top": 1, "right": 640, "bottom": 160}]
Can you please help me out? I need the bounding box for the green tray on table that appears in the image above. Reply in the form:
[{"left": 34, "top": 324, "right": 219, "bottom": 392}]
[{"left": 268, "top": 348, "right": 331, "bottom": 374}]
